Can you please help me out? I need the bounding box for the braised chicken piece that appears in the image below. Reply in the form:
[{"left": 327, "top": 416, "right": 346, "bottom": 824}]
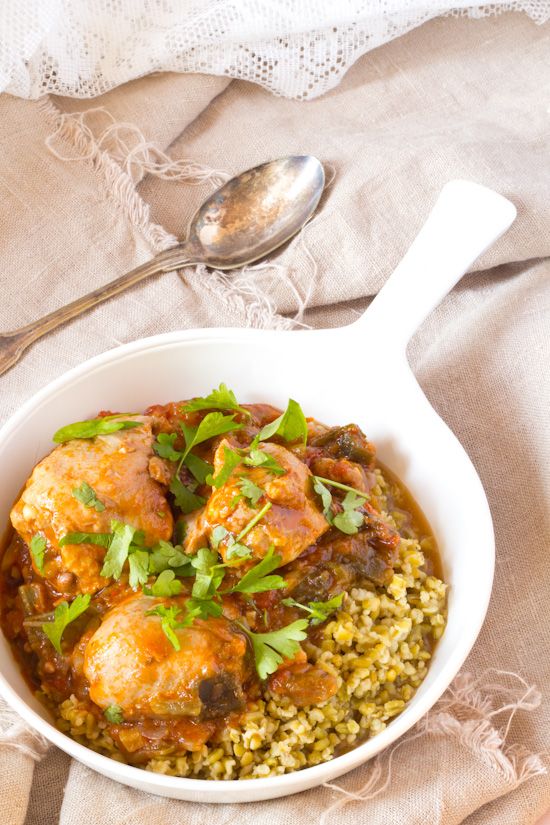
[
  {"left": 83, "top": 593, "right": 251, "bottom": 720},
  {"left": 10, "top": 417, "right": 173, "bottom": 595},
  {"left": 186, "top": 440, "right": 330, "bottom": 565}
]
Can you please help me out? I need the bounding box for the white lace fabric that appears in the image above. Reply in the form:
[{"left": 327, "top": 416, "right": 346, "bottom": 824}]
[{"left": 1, "top": 0, "right": 548, "bottom": 100}]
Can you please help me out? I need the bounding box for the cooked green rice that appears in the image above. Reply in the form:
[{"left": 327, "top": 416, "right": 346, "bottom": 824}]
[{"left": 50, "top": 468, "right": 447, "bottom": 779}]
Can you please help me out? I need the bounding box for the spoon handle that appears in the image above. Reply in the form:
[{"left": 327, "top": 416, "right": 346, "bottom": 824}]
[
  {"left": 354, "top": 180, "right": 517, "bottom": 350},
  {"left": 0, "top": 245, "right": 198, "bottom": 377}
]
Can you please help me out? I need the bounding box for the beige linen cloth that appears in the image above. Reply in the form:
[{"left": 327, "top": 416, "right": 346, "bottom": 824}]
[{"left": 0, "top": 11, "right": 549, "bottom": 825}]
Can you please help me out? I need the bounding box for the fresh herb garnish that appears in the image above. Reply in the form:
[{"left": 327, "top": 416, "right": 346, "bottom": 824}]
[
  {"left": 237, "top": 476, "right": 265, "bottom": 506},
  {"left": 244, "top": 449, "right": 286, "bottom": 476},
  {"left": 237, "top": 619, "right": 308, "bottom": 679},
  {"left": 312, "top": 475, "right": 370, "bottom": 499},
  {"left": 104, "top": 705, "right": 124, "bottom": 724},
  {"left": 30, "top": 534, "right": 46, "bottom": 572},
  {"left": 144, "top": 569, "right": 183, "bottom": 597},
  {"left": 146, "top": 603, "right": 197, "bottom": 650},
  {"left": 53, "top": 417, "right": 141, "bottom": 444},
  {"left": 206, "top": 446, "right": 242, "bottom": 488},
  {"left": 312, "top": 475, "right": 368, "bottom": 535},
  {"left": 312, "top": 477, "right": 334, "bottom": 523},
  {"left": 183, "top": 383, "right": 250, "bottom": 417},
  {"left": 332, "top": 491, "right": 365, "bottom": 535},
  {"left": 72, "top": 482, "right": 105, "bottom": 512},
  {"left": 282, "top": 592, "right": 345, "bottom": 625},
  {"left": 258, "top": 399, "right": 308, "bottom": 445},
  {"left": 185, "top": 596, "right": 223, "bottom": 619},
  {"left": 128, "top": 549, "right": 150, "bottom": 589},
  {"left": 235, "top": 501, "right": 272, "bottom": 542},
  {"left": 100, "top": 521, "right": 138, "bottom": 580},
  {"left": 42, "top": 594, "right": 91, "bottom": 654},
  {"left": 181, "top": 412, "right": 243, "bottom": 460},
  {"left": 153, "top": 431, "right": 213, "bottom": 484},
  {"left": 59, "top": 531, "right": 112, "bottom": 548},
  {"left": 169, "top": 476, "right": 205, "bottom": 514},
  {"left": 153, "top": 432, "right": 182, "bottom": 462},
  {"left": 190, "top": 548, "right": 226, "bottom": 600},
  {"left": 148, "top": 540, "right": 193, "bottom": 576},
  {"left": 229, "top": 546, "right": 285, "bottom": 594},
  {"left": 209, "top": 525, "right": 250, "bottom": 561},
  {"left": 184, "top": 453, "right": 213, "bottom": 485}
]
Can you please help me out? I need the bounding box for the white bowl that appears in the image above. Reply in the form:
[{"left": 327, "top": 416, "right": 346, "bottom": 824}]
[{"left": 0, "top": 181, "right": 515, "bottom": 802}]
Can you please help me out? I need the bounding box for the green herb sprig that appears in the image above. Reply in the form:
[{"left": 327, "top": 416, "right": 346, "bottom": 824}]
[
  {"left": 72, "top": 482, "right": 105, "bottom": 512},
  {"left": 41, "top": 594, "right": 91, "bottom": 653},
  {"left": 282, "top": 592, "right": 345, "bottom": 625},
  {"left": 53, "top": 417, "right": 141, "bottom": 444}
]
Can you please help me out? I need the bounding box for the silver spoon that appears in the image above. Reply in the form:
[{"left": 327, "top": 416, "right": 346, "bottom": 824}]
[{"left": 0, "top": 155, "right": 325, "bottom": 376}]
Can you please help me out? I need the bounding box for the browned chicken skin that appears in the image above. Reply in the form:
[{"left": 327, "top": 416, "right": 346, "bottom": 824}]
[
  {"left": 10, "top": 416, "right": 173, "bottom": 595},
  {"left": 187, "top": 440, "right": 330, "bottom": 566},
  {"left": 84, "top": 593, "right": 251, "bottom": 721}
]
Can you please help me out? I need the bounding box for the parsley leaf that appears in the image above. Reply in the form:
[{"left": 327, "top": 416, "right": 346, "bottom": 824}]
[
  {"left": 184, "top": 452, "right": 213, "bottom": 485},
  {"left": 181, "top": 412, "right": 243, "bottom": 459},
  {"left": 30, "top": 534, "right": 46, "bottom": 572},
  {"left": 209, "top": 525, "right": 251, "bottom": 561},
  {"left": 282, "top": 592, "right": 345, "bottom": 625},
  {"left": 210, "top": 526, "right": 229, "bottom": 550},
  {"left": 99, "top": 521, "right": 137, "bottom": 580},
  {"left": 146, "top": 604, "right": 196, "bottom": 651},
  {"left": 235, "top": 501, "right": 272, "bottom": 542},
  {"left": 148, "top": 540, "right": 193, "bottom": 576},
  {"left": 238, "top": 619, "right": 308, "bottom": 679},
  {"left": 244, "top": 449, "right": 286, "bottom": 476},
  {"left": 332, "top": 491, "right": 365, "bottom": 535},
  {"left": 258, "top": 399, "right": 308, "bottom": 445},
  {"left": 237, "top": 476, "right": 265, "bottom": 505},
  {"left": 153, "top": 432, "right": 183, "bottom": 462},
  {"left": 311, "top": 475, "right": 370, "bottom": 500},
  {"left": 59, "top": 531, "right": 112, "bottom": 548},
  {"left": 312, "top": 477, "right": 334, "bottom": 523},
  {"left": 183, "top": 383, "right": 250, "bottom": 417},
  {"left": 185, "top": 596, "right": 223, "bottom": 619},
  {"left": 128, "top": 549, "right": 150, "bottom": 589},
  {"left": 229, "top": 546, "right": 285, "bottom": 594},
  {"left": 72, "top": 482, "right": 105, "bottom": 512},
  {"left": 312, "top": 476, "right": 369, "bottom": 533},
  {"left": 144, "top": 569, "right": 183, "bottom": 597},
  {"left": 104, "top": 705, "right": 124, "bottom": 724},
  {"left": 53, "top": 418, "right": 141, "bottom": 443},
  {"left": 42, "top": 594, "right": 91, "bottom": 654},
  {"left": 206, "top": 446, "right": 242, "bottom": 488},
  {"left": 153, "top": 432, "right": 213, "bottom": 484},
  {"left": 169, "top": 476, "right": 205, "bottom": 514},
  {"left": 190, "top": 548, "right": 226, "bottom": 600}
]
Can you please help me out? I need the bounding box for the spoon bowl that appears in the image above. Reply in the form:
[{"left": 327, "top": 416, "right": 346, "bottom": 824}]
[{"left": 186, "top": 155, "right": 325, "bottom": 268}]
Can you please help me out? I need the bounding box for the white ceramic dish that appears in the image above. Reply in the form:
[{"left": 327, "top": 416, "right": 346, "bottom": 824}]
[{"left": 0, "top": 181, "right": 515, "bottom": 803}]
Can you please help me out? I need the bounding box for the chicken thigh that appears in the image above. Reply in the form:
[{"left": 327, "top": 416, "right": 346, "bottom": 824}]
[
  {"left": 83, "top": 593, "right": 250, "bottom": 720},
  {"left": 10, "top": 417, "right": 173, "bottom": 594},
  {"left": 187, "top": 440, "right": 329, "bottom": 566}
]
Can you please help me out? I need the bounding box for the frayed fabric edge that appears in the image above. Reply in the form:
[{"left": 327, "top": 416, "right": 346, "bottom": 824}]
[
  {"left": 320, "top": 669, "right": 546, "bottom": 823},
  {"left": 0, "top": 705, "right": 49, "bottom": 762},
  {"left": 36, "top": 98, "right": 302, "bottom": 330}
]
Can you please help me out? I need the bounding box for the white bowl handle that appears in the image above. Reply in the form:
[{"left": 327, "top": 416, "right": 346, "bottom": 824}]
[{"left": 351, "top": 180, "right": 517, "bottom": 349}]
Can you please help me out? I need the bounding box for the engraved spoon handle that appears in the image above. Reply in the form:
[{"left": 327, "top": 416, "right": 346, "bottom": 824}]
[{"left": 0, "top": 245, "right": 198, "bottom": 377}]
